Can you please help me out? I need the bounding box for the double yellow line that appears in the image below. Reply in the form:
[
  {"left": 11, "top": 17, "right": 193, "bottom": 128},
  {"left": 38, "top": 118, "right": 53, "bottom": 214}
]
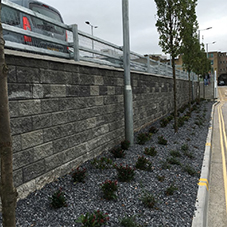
[{"left": 217, "top": 102, "right": 227, "bottom": 213}]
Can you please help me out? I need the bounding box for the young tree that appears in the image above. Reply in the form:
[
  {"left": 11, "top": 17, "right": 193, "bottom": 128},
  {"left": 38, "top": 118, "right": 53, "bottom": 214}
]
[
  {"left": 181, "top": 0, "right": 199, "bottom": 111},
  {"left": 154, "top": 0, "right": 195, "bottom": 132},
  {"left": 0, "top": 1, "right": 18, "bottom": 226}
]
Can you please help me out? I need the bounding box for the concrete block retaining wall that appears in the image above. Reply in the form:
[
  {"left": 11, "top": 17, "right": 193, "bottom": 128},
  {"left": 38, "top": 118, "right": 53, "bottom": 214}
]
[{"left": 5, "top": 51, "right": 198, "bottom": 199}]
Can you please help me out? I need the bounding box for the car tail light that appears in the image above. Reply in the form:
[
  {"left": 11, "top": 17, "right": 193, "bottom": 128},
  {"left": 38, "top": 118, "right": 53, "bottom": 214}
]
[{"left": 23, "top": 16, "right": 32, "bottom": 43}]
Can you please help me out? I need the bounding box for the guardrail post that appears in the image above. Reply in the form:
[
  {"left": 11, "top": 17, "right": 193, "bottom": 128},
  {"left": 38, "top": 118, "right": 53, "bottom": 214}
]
[
  {"left": 146, "top": 55, "right": 151, "bottom": 73},
  {"left": 72, "top": 24, "right": 79, "bottom": 61}
]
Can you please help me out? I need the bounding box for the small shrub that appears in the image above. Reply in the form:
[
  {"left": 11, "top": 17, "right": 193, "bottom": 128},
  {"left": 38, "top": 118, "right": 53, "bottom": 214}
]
[
  {"left": 76, "top": 210, "right": 109, "bottom": 227},
  {"left": 160, "top": 118, "right": 169, "bottom": 127},
  {"left": 149, "top": 126, "right": 158, "bottom": 134},
  {"left": 140, "top": 191, "right": 157, "bottom": 208},
  {"left": 110, "top": 147, "right": 125, "bottom": 158},
  {"left": 165, "top": 184, "right": 178, "bottom": 196},
  {"left": 137, "top": 132, "right": 152, "bottom": 145},
  {"left": 169, "top": 150, "right": 181, "bottom": 158},
  {"left": 183, "top": 150, "right": 195, "bottom": 159},
  {"left": 184, "top": 165, "right": 197, "bottom": 176},
  {"left": 144, "top": 147, "right": 157, "bottom": 156},
  {"left": 157, "top": 175, "right": 165, "bottom": 182},
  {"left": 72, "top": 167, "right": 87, "bottom": 183},
  {"left": 49, "top": 188, "right": 67, "bottom": 209},
  {"left": 167, "top": 115, "right": 173, "bottom": 122},
  {"left": 120, "top": 216, "right": 138, "bottom": 227},
  {"left": 121, "top": 140, "right": 130, "bottom": 150},
  {"left": 135, "top": 156, "right": 152, "bottom": 171},
  {"left": 161, "top": 161, "right": 171, "bottom": 170},
  {"left": 167, "top": 157, "right": 181, "bottom": 166},
  {"left": 158, "top": 135, "right": 167, "bottom": 145},
  {"left": 91, "top": 157, "right": 113, "bottom": 170},
  {"left": 181, "top": 144, "right": 189, "bottom": 151},
  {"left": 101, "top": 180, "right": 118, "bottom": 200},
  {"left": 115, "top": 164, "right": 135, "bottom": 182}
]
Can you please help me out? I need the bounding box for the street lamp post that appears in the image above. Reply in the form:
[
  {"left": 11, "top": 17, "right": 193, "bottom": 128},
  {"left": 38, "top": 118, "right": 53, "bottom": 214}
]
[
  {"left": 198, "top": 27, "right": 212, "bottom": 44},
  {"left": 206, "top": 41, "right": 216, "bottom": 58},
  {"left": 85, "top": 21, "right": 98, "bottom": 57}
]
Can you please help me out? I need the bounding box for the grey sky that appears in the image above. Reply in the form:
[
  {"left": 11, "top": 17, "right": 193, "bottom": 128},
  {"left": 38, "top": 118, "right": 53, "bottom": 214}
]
[{"left": 46, "top": 0, "right": 227, "bottom": 55}]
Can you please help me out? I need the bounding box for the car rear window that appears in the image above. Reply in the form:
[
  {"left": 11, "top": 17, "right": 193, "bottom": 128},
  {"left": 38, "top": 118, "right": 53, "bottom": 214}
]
[
  {"left": 29, "top": 3, "right": 64, "bottom": 35},
  {"left": 1, "top": 5, "right": 20, "bottom": 25}
]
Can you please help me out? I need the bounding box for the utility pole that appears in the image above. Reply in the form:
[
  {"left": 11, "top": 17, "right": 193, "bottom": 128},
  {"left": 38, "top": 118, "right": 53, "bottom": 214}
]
[{"left": 122, "top": 0, "right": 134, "bottom": 145}]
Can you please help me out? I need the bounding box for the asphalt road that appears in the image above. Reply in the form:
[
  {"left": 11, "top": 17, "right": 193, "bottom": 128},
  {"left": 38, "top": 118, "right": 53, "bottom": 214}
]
[{"left": 207, "top": 86, "right": 227, "bottom": 227}]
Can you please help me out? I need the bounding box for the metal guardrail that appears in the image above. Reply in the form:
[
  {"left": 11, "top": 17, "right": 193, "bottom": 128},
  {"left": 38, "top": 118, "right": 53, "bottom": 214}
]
[{"left": 2, "top": 0, "right": 198, "bottom": 81}]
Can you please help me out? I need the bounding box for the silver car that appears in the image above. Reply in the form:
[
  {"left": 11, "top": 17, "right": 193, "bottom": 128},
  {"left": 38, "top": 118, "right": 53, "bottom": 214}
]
[{"left": 2, "top": 0, "right": 67, "bottom": 52}]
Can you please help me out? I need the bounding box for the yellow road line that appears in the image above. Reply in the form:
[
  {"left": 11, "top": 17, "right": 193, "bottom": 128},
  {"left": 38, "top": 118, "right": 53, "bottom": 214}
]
[{"left": 217, "top": 103, "right": 227, "bottom": 213}]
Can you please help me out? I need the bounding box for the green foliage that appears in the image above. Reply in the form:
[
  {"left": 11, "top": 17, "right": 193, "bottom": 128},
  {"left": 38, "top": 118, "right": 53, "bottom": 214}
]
[
  {"left": 110, "top": 147, "right": 126, "bottom": 158},
  {"left": 140, "top": 191, "right": 157, "bottom": 209},
  {"left": 115, "top": 164, "right": 135, "bottom": 182},
  {"left": 76, "top": 210, "right": 109, "bottom": 227},
  {"left": 161, "top": 161, "right": 171, "bottom": 170},
  {"left": 149, "top": 126, "right": 159, "bottom": 134},
  {"left": 160, "top": 118, "right": 169, "bottom": 127},
  {"left": 158, "top": 135, "right": 167, "bottom": 145},
  {"left": 181, "top": 144, "right": 189, "bottom": 151},
  {"left": 137, "top": 132, "right": 152, "bottom": 145},
  {"left": 91, "top": 157, "right": 113, "bottom": 170},
  {"left": 72, "top": 167, "right": 87, "bottom": 183},
  {"left": 121, "top": 140, "right": 130, "bottom": 150},
  {"left": 165, "top": 184, "right": 178, "bottom": 196},
  {"left": 120, "top": 216, "right": 139, "bottom": 227},
  {"left": 169, "top": 150, "right": 181, "bottom": 158},
  {"left": 167, "top": 157, "right": 181, "bottom": 166},
  {"left": 144, "top": 147, "right": 157, "bottom": 157},
  {"left": 135, "top": 156, "right": 152, "bottom": 171},
  {"left": 49, "top": 188, "right": 67, "bottom": 209},
  {"left": 184, "top": 165, "right": 197, "bottom": 176},
  {"left": 101, "top": 180, "right": 118, "bottom": 200}
]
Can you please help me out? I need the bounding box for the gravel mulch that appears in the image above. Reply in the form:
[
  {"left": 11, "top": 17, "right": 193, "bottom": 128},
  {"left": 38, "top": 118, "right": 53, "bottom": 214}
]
[{"left": 0, "top": 100, "right": 213, "bottom": 227}]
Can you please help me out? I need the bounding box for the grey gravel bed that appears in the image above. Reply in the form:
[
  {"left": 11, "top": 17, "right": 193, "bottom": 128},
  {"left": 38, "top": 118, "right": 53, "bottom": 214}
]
[{"left": 0, "top": 100, "right": 213, "bottom": 227}]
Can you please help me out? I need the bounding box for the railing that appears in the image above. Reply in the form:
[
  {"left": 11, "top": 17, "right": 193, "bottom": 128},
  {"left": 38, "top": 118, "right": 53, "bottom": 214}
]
[{"left": 2, "top": 0, "right": 198, "bottom": 81}]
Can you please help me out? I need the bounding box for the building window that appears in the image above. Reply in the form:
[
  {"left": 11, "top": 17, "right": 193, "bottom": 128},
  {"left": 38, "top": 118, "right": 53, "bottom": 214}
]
[
  {"left": 209, "top": 53, "right": 214, "bottom": 58},
  {"left": 211, "top": 60, "right": 214, "bottom": 65}
]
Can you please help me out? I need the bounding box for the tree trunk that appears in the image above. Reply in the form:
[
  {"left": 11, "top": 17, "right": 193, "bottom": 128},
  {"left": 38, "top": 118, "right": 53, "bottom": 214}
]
[
  {"left": 0, "top": 2, "right": 18, "bottom": 226},
  {"left": 172, "top": 56, "right": 178, "bottom": 132}
]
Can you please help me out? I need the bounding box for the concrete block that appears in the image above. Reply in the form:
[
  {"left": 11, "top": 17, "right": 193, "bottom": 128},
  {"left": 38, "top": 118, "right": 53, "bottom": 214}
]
[
  {"left": 32, "top": 84, "right": 44, "bottom": 98},
  {"left": 23, "top": 160, "right": 45, "bottom": 182},
  {"left": 90, "top": 86, "right": 99, "bottom": 96},
  {"left": 94, "top": 76, "right": 104, "bottom": 85},
  {"left": 41, "top": 99, "right": 59, "bottom": 113},
  {"left": 32, "top": 113, "right": 52, "bottom": 130},
  {"left": 50, "top": 85, "right": 66, "bottom": 97},
  {"left": 45, "top": 152, "right": 65, "bottom": 172},
  {"left": 107, "top": 86, "right": 115, "bottom": 95},
  {"left": 21, "top": 130, "right": 43, "bottom": 149},
  {"left": 13, "top": 148, "right": 34, "bottom": 170},
  {"left": 95, "top": 96, "right": 103, "bottom": 106},
  {"left": 53, "top": 137, "right": 69, "bottom": 153},
  {"left": 8, "top": 65, "right": 16, "bottom": 82},
  {"left": 33, "top": 142, "right": 53, "bottom": 161},
  {"left": 10, "top": 116, "right": 33, "bottom": 135},
  {"left": 9, "top": 101, "right": 19, "bottom": 117},
  {"left": 8, "top": 84, "right": 33, "bottom": 100},
  {"left": 12, "top": 134, "right": 22, "bottom": 153},
  {"left": 19, "top": 100, "right": 41, "bottom": 116},
  {"left": 52, "top": 111, "right": 68, "bottom": 126},
  {"left": 13, "top": 169, "right": 23, "bottom": 187},
  {"left": 17, "top": 67, "right": 40, "bottom": 83}
]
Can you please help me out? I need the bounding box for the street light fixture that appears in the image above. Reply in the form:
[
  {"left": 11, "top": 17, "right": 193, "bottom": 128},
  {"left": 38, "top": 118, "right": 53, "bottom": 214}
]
[
  {"left": 206, "top": 41, "right": 216, "bottom": 58},
  {"left": 198, "top": 27, "right": 212, "bottom": 44},
  {"left": 85, "top": 21, "right": 98, "bottom": 57}
]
